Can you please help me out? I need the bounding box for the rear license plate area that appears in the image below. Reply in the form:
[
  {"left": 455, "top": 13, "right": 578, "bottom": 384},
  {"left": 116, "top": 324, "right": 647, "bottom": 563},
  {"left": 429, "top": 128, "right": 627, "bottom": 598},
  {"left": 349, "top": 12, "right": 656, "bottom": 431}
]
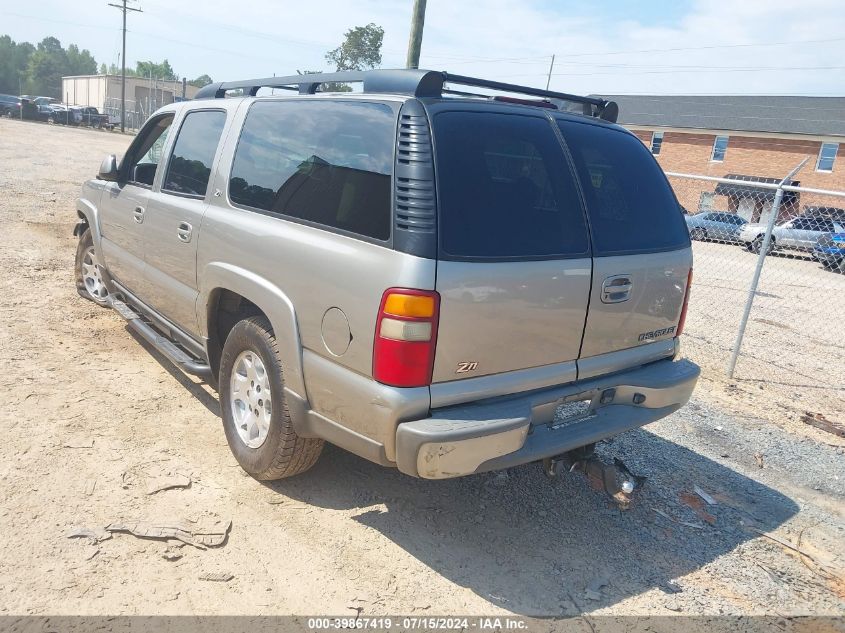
[{"left": 551, "top": 399, "right": 595, "bottom": 430}]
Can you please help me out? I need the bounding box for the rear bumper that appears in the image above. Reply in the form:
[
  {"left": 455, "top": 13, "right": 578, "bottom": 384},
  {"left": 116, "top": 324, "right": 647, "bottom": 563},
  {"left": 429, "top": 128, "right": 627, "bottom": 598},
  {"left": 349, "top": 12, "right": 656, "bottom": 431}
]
[{"left": 395, "top": 357, "right": 700, "bottom": 479}]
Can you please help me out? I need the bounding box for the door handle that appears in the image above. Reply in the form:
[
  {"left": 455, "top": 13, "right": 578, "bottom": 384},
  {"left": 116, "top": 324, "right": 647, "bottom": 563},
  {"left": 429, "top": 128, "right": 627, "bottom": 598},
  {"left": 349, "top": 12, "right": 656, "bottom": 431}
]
[
  {"left": 601, "top": 275, "right": 633, "bottom": 304},
  {"left": 132, "top": 206, "right": 145, "bottom": 224},
  {"left": 177, "top": 221, "right": 193, "bottom": 243}
]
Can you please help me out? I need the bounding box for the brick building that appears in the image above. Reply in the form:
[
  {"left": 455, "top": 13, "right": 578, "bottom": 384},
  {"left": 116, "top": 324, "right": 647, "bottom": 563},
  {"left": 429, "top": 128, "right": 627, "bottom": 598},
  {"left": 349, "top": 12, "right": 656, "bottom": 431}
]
[{"left": 603, "top": 95, "right": 845, "bottom": 222}]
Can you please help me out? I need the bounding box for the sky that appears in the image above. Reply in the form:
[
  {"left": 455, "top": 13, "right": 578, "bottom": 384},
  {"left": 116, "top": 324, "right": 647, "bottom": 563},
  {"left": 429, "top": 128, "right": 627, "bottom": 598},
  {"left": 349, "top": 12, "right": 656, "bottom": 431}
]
[{"left": 2, "top": 0, "right": 845, "bottom": 95}]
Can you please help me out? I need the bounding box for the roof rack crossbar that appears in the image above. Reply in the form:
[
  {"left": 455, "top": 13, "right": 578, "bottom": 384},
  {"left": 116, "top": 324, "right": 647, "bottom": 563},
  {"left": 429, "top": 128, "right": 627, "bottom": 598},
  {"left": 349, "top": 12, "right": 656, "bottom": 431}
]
[{"left": 192, "top": 69, "right": 616, "bottom": 121}]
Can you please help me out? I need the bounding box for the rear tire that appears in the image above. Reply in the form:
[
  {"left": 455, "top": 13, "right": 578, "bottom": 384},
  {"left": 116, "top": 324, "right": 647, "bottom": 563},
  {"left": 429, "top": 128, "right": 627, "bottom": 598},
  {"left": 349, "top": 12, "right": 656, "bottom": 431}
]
[
  {"left": 75, "top": 229, "right": 111, "bottom": 306},
  {"left": 219, "top": 316, "right": 323, "bottom": 480}
]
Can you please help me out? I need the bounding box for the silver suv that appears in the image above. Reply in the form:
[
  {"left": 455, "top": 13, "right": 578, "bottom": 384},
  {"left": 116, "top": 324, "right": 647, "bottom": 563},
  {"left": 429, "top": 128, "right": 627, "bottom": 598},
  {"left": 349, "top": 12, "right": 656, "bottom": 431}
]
[{"left": 73, "top": 70, "right": 699, "bottom": 481}]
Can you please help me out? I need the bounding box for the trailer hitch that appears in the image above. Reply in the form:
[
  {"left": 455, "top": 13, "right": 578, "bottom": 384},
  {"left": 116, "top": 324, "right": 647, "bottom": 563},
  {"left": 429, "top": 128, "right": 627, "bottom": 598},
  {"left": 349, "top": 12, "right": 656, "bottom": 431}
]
[{"left": 543, "top": 447, "right": 646, "bottom": 508}]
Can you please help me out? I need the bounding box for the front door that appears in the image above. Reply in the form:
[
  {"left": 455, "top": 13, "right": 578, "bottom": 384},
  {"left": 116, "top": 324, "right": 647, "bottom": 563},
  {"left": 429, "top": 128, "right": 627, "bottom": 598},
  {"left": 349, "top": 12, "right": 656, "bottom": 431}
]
[
  {"left": 143, "top": 109, "right": 228, "bottom": 337},
  {"left": 98, "top": 114, "right": 174, "bottom": 299}
]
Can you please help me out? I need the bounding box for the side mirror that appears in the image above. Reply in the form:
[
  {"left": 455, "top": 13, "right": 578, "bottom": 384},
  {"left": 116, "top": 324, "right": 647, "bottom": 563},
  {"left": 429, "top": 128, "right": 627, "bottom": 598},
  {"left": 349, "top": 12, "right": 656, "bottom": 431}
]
[{"left": 98, "top": 154, "right": 119, "bottom": 182}]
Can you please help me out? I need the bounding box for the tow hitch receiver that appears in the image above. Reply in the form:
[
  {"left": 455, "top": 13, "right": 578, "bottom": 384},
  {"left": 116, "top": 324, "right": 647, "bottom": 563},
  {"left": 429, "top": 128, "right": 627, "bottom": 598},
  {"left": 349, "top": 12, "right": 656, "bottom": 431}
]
[{"left": 543, "top": 449, "right": 645, "bottom": 508}]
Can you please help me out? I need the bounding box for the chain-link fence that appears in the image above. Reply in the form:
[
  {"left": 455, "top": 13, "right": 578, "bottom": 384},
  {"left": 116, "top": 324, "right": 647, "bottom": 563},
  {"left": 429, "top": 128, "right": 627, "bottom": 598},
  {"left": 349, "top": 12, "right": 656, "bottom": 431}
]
[
  {"left": 667, "top": 162, "right": 845, "bottom": 417},
  {"left": 104, "top": 97, "right": 144, "bottom": 132}
]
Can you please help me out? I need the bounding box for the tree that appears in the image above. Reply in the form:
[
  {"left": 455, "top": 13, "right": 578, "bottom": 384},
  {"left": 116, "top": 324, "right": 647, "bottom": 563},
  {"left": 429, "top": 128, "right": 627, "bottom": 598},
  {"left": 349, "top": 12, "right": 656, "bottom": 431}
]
[
  {"left": 0, "top": 36, "right": 34, "bottom": 94},
  {"left": 319, "top": 24, "right": 384, "bottom": 92},
  {"left": 189, "top": 74, "right": 213, "bottom": 88},
  {"left": 326, "top": 23, "right": 384, "bottom": 71},
  {"left": 66, "top": 44, "right": 97, "bottom": 76},
  {"left": 26, "top": 37, "right": 68, "bottom": 98},
  {"left": 99, "top": 63, "right": 108, "bottom": 75},
  {"left": 136, "top": 59, "right": 177, "bottom": 81}
]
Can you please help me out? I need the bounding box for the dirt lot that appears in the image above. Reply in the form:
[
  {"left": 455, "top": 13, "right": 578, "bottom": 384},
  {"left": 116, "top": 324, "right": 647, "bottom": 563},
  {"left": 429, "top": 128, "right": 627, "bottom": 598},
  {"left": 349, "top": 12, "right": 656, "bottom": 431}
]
[{"left": 0, "top": 118, "right": 844, "bottom": 618}]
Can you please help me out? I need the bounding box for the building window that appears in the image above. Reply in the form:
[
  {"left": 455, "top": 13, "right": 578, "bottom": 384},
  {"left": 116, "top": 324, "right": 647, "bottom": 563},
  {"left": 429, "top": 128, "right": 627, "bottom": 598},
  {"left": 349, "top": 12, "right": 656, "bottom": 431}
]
[
  {"left": 816, "top": 142, "right": 839, "bottom": 172},
  {"left": 711, "top": 135, "right": 729, "bottom": 162},
  {"left": 650, "top": 131, "right": 664, "bottom": 155}
]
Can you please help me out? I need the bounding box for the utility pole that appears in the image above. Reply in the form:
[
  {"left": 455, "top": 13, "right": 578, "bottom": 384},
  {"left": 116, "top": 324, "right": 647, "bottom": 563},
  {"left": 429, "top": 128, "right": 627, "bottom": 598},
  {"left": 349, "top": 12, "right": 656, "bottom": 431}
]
[
  {"left": 108, "top": 0, "right": 142, "bottom": 133},
  {"left": 545, "top": 54, "right": 555, "bottom": 90},
  {"left": 405, "top": 0, "right": 427, "bottom": 69}
]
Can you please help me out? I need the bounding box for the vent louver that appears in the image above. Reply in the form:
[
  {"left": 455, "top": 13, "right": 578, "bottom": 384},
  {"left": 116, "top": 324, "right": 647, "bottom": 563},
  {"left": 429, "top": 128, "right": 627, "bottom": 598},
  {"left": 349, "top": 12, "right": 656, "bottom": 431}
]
[{"left": 393, "top": 100, "right": 437, "bottom": 258}]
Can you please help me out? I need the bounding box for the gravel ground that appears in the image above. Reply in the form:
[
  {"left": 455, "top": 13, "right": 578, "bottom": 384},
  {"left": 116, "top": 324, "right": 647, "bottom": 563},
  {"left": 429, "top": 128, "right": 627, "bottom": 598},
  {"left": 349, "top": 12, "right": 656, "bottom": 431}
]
[{"left": 0, "top": 118, "right": 843, "bottom": 618}]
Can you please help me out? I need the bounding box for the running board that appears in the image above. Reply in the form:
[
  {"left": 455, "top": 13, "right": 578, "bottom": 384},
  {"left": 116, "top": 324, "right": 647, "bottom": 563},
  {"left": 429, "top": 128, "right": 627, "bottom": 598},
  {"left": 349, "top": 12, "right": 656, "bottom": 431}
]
[{"left": 111, "top": 299, "right": 213, "bottom": 381}]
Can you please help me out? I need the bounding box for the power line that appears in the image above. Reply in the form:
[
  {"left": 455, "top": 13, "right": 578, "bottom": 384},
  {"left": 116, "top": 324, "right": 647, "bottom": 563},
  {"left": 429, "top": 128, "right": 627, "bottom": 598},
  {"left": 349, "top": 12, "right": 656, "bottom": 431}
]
[
  {"left": 546, "top": 36, "right": 845, "bottom": 59},
  {"left": 495, "top": 66, "right": 845, "bottom": 79}
]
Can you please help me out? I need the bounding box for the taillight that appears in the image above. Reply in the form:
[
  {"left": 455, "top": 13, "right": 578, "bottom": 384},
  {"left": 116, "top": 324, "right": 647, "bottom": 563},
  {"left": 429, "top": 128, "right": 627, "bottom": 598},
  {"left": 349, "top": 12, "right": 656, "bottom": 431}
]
[
  {"left": 677, "top": 269, "right": 693, "bottom": 336},
  {"left": 373, "top": 288, "right": 440, "bottom": 387}
]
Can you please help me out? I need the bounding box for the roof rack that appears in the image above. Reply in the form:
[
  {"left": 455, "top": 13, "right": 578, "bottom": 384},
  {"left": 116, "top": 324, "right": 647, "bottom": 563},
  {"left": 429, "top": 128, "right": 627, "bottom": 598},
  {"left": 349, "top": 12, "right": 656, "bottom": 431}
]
[{"left": 193, "top": 69, "right": 618, "bottom": 122}]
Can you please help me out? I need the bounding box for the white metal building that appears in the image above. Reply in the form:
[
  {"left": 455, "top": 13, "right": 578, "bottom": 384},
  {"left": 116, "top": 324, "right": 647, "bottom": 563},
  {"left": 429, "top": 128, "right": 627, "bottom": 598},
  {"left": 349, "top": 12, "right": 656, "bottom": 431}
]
[{"left": 61, "top": 74, "right": 201, "bottom": 126}]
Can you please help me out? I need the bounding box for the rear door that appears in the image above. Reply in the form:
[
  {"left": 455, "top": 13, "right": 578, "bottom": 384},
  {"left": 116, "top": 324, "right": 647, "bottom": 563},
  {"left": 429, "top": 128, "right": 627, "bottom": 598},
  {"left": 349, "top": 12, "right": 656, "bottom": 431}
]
[
  {"left": 556, "top": 118, "right": 692, "bottom": 379},
  {"left": 430, "top": 109, "right": 592, "bottom": 383}
]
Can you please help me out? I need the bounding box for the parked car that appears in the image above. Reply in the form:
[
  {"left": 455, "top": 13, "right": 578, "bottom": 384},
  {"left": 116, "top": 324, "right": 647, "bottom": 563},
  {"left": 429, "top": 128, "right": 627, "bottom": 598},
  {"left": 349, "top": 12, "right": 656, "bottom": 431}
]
[
  {"left": 685, "top": 211, "right": 747, "bottom": 243},
  {"left": 73, "top": 69, "right": 698, "bottom": 482},
  {"left": 47, "top": 104, "right": 83, "bottom": 125},
  {"left": 28, "top": 96, "right": 58, "bottom": 107},
  {"left": 802, "top": 205, "right": 845, "bottom": 223},
  {"left": 814, "top": 233, "right": 845, "bottom": 273},
  {"left": 34, "top": 104, "right": 55, "bottom": 122},
  {"left": 79, "top": 106, "right": 113, "bottom": 129},
  {"left": 739, "top": 216, "right": 845, "bottom": 255},
  {"left": 0, "top": 93, "right": 21, "bottom": 117},
  {"left": 0, "top": 94, "right": 39, "bottom": 119}
]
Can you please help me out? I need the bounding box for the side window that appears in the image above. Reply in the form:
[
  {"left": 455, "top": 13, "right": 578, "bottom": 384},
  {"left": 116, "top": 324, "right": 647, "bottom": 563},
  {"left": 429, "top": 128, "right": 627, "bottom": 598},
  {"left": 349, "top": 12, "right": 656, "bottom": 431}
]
[
  {"left": 558, "top": 120, "right": 690, "bottom": 255},
  {"left": 163, "top": 110, "right": 227, "bottom": 197},
  {"left": 229, "top": 100, "right": 394, "bottom": 241},
  {"left": 791, "top": 218, "right": 810, "bottom": 230},
  {"left": 124, "top": 115, "right": 174, "bottom": 187}
]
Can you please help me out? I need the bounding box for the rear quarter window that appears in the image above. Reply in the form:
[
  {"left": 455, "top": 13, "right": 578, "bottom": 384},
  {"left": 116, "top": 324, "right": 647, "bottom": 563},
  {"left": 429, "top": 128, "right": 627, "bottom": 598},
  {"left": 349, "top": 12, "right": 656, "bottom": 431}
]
[
  {"left": 557, "top": 119, "right": 690, "bottom": 256},
  {"left": 228, "top": 100, "right": 394, "bottom": 242}
]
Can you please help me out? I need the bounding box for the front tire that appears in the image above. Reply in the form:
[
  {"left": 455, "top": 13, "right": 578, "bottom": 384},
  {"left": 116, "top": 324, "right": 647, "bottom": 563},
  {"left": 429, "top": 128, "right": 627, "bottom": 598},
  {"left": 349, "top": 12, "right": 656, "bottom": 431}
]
[
  {"left": 219, "top": 316, "right": 323, "bottom": 480},
  {"left": 75, "top": 229, "right": 111, "bottom": 306},
  {"left": 689, "top": 227, "right": 706, "bottom": 241},
  {"left": 751, "top": 235, "right": 774, "bottom": 255}
]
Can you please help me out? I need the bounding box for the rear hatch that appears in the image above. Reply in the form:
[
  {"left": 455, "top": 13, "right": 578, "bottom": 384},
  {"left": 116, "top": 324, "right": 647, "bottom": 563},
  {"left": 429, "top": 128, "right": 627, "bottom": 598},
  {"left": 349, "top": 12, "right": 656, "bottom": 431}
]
[{"left": 429, "top": 105, "right": 691, "bottom": 384}]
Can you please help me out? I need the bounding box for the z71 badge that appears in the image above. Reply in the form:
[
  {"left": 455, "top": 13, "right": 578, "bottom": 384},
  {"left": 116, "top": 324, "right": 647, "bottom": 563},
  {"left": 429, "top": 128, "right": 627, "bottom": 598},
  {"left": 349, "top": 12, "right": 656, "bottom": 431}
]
[
  {"left": 638, "top": 326, "right": 676, "bottom": 342},
  {"left": 456, "top": 361, "right": 479, "bottom": 374}
]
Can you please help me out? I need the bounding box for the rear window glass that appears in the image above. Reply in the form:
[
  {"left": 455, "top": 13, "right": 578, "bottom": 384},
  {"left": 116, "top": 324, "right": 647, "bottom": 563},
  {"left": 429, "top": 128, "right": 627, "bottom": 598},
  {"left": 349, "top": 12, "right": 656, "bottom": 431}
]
[
  {"left": 229, "top": 100, "right": 394, "bottom": 241},
  {"left": 557, "top": 120, "right": 690, "bottom": 255},
  {"left": 433, "top": 112, "right": 589, "bottom": 259}
]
